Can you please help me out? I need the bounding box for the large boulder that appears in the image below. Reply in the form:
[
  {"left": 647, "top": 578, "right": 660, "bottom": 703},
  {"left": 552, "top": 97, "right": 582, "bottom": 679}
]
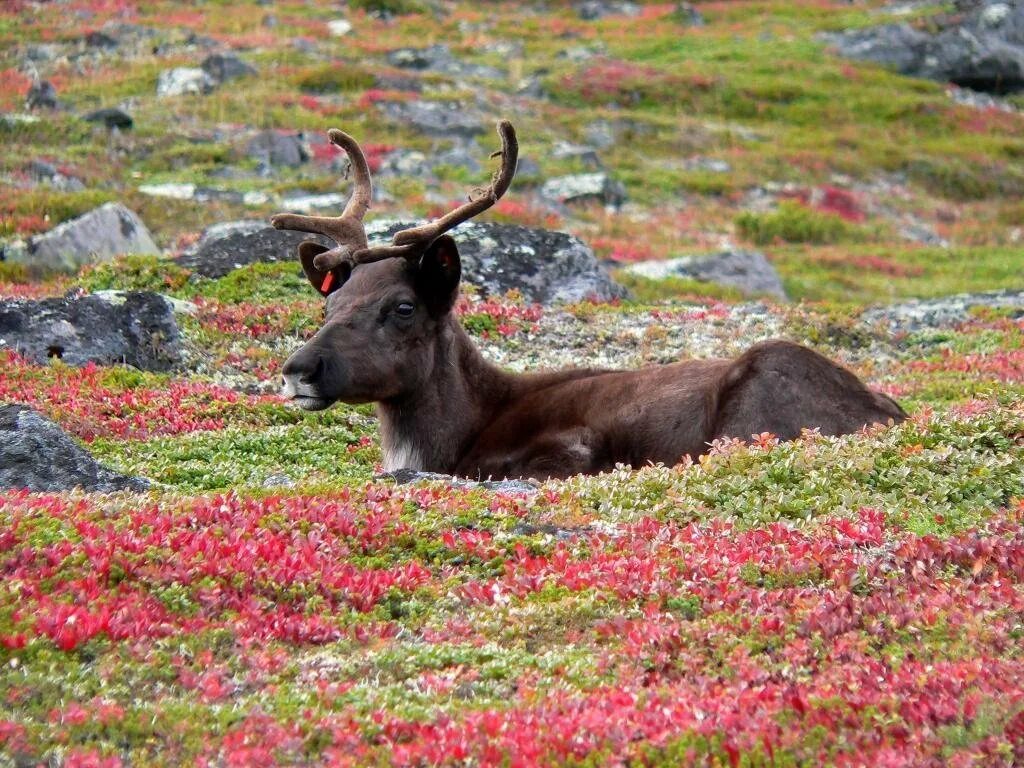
[
  {"left": 0, "top": 291, "right": 180, "bottom": 371},
  {"left": 366, "top": 220, "right": 626, "bottom": 304},
  {"left": 0, "top": 404, "right": 149, "bottom": 492},
  {"left": 623, "top": 250, "right": 787, "bottom": 300},
  {"left": 825, "top": 2, "right": 1024, "bottom": 94},
  {"left": 176, "top": 219, "right": 330, "bottom": 278},
  {"left": 83, "top": 107, "right": 133, "bottom": 129},
  {"left": 13, "top": 203, "right": 159, "bottom": 273}
]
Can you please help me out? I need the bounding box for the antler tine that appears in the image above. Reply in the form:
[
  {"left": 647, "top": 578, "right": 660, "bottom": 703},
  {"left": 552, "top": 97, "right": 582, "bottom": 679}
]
[
  {"left": 329, "top": 128, "right": 372, "bottom": 221},
  {"left": 270, "top": 128, "right": 373, "bottom": 270},
  {"left": 353, "top": 120, "right": 518, "bottom": 264}
]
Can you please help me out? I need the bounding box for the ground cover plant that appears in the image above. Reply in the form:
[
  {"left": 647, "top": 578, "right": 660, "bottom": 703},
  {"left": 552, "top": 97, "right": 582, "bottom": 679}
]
[{"left": 2, "top": 0, "right": 1024, "bottom": 765}]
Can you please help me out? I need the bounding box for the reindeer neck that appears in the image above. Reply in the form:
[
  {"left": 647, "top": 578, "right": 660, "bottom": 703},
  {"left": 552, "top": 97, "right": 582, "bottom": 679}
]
[{"left": 376, "top": 319, "right": 511, "bottom": 473}]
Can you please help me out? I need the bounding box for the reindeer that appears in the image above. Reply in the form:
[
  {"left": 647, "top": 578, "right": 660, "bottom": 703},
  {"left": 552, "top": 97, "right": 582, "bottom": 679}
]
[{"left": 273, "top": 121, "right": 905, "bottom": 480}]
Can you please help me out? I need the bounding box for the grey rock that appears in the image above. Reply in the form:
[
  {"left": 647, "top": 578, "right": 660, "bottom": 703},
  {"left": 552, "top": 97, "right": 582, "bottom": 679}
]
[
  {"left": 382, "top": 468, "right": 538, "bottom": 493},
  {"left": 83, "top": 107, "right": 133, "bottom": 129},
  {"left": 278, "top": 191, "right": 347, "bottom": 213},
  {"left": 26, "top": 80, "right": 58, "bottom": 110},
  {"left": 575, "top": 1, "right": 640, "bottom": 20},
  {"left": 540, "top": 172, "right": 627, "bottom": 208},
  {"left": 176, "top": 219, "right": 330, "bottom": 278},
  {"left": 262, "top": 472, "right": 296, "bottom": 488},
  {"left": 898, "top": 220, "right": 949, "bottom": 247},
  {"left": 861, "top": 289, "right": 1024, "bottom": 333},
  {"left": 201, "top": 52, "right": 257, "bottom": 83},
  {"left": 583, "top": 120, "right": 617, "bottom": 149},
  {"left": 433, "top": 141, "right": 484, "bottom": 173},
  {"left": 245, "top": 130, "right": 308, "bottom": 167},
  {"left": 156, "top": 67, "right": 216, "bottom": 97},
  {"left": 823, "top": 23, "right": 931, "bottom": 73},
  {"left": 825, "top": 2, "right": 1024, "bottom": 94},
  {"left": 385, "top": 44, "right": 503, "bottom": 79},
  {"left": 379, "top": 100, "right": 485, "bottom": 137},
  {"left": 377, "top": 148, "right": 433, "bottom": 177},
  {"left": 684, "top": 156, "right": 732, "bottom": 173},
  {"left": 0, "top": 291, "right": 180, "bottom": 371},
  {"left": 0, "top": 404, "right": 149, "bottom": 493},
  {"left": 85, "top": 30, "right": 119, "bottom": 48},
  {"left": 25, "top": 43, "right": 61, "bottom": 62},
  {"left": 624, "top": 250, "right": 787, "bottom": 300},
  {"left": 366, "top": 220, "right": 627, "bottom": 304},
  {"left": 25, "top": 159, "right": 84, "bottom": 192},
  {"left": 515, "top": 156, "right": 542, "bottom": 179},
  {"left": 16, "top": 203, "right": 159, "bottom": 273}
]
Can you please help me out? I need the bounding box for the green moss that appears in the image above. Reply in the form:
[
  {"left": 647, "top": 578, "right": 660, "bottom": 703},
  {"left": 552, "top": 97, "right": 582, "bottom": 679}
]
[
  {"left": 295, "top": 64, "right": 376, "bottom": 94},
  {"left": 77, "top": 254, "right": 192, "bottom": 294},
  {"left": 736, "top": 201, "right": 858, "bottom": 246}
]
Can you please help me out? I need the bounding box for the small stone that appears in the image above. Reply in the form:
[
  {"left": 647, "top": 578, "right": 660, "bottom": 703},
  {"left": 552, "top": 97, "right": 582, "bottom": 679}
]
[
  {"left": 245, "top": 130, "right": 309, "bottom": 167},
  {"left": 378, "top": 100, "right": 485, "bottom": 138},
  {"left": 138, "top": 182, "right": 196, "bottom": 200},
  {"left": 156, "top": 67, "right": 216, "bottom": 98},
  {"left": 85, "top": 30, "right": 119, "bottom": 48},
  {"left": 201, "top": 53, "right": 257, "bottom": 83},
  {"left": 326, "top": 18, "right": 353, "bottom": 36},
  {"left": 540, "top": 172, "right": 627, "bottom": 208},
  {"left": 574, "top": 0, "right": 640, "bottom": 20},
  {"left": 83, "top": 107, "right": 133, "bottom": 129}
]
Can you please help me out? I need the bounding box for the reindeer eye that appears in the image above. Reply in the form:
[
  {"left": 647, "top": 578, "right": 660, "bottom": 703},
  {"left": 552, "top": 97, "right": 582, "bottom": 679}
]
[{"left": 395, "top": 302, "right": 415, "bottom": 317}]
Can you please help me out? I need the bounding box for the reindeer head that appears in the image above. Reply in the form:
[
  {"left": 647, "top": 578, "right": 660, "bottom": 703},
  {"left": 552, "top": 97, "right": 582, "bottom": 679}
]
[{"left": 274, "top": 121, "right": 518, "bottom": 410}]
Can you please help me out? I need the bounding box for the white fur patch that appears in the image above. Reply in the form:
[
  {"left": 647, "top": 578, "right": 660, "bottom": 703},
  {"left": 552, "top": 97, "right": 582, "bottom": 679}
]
[{"left": 383, "top": 439, "right": 423, "bottom": 472}]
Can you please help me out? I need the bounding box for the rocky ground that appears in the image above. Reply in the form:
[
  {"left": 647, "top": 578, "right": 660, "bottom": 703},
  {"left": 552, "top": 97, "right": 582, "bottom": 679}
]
[{"left": 1, "top": 1, "right": 1024, "bottom": 766}]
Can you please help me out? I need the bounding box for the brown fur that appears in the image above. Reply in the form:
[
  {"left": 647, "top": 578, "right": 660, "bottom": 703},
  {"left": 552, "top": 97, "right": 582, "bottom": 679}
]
[
  {"left": 281, "top": 239, "right": 906, "bottom": 480},
  {"left": 273, "top": 122, "right": 904, "bottom": 479}
]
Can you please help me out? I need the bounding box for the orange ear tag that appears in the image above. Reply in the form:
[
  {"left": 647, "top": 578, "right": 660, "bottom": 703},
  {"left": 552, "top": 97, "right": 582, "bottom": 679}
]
[{"left": 320, "top": 272, "right": 335, "bottom": 293}]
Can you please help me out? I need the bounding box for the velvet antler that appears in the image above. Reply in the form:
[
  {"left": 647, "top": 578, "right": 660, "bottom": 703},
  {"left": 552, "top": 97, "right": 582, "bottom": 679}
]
[
  {"left": 271, "top": 120, "right": 518, "bottom": 272},
  {"left": 352, "top": 120, "right": 518, "bottom": 264},
  {"left": 269, "top": 128, "right": 372, "bottom": 273}
]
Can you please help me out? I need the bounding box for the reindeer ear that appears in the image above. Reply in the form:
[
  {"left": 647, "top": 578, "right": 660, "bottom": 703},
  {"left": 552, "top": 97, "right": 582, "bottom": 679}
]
[
  {"left": 298, "top": 241, "right": 350, "bottom": 297},
  {"left": 416, "top": 234, "right": 461, "bottom": 315}
]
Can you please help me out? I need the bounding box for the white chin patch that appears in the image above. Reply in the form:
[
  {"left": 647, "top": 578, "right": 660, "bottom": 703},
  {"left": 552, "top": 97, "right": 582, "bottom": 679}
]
[{"left": 292, "top": 396, "right": 333, "bottom": 411}]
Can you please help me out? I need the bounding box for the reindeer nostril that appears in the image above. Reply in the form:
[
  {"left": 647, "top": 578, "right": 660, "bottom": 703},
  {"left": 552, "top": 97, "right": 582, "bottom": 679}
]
[{"left": 282, "top": 350, "right": 323, "bottom": 384}]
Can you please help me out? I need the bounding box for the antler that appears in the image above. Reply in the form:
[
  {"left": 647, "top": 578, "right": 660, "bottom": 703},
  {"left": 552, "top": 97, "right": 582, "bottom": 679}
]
[
  {"left": 271, "top": 120, "right": 518, "bottom": 273},
  {"left": 352, "top": 120, "right": 518, "bottom": 265},
  {"left": 269, "top": 128, "right": 373, "bottom": 273}
]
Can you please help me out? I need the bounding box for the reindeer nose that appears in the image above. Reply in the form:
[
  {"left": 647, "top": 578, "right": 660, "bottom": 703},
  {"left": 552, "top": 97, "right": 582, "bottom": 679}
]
[
  {"left": 282, "top": 353, "right": 323, "bottom": 382},
  {"left": 281, "top": 348, "right": 325, "bottom": 397}
]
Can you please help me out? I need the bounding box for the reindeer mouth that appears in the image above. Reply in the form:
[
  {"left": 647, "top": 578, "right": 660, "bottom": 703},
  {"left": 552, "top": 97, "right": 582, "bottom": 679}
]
[{"left": 290, "top": 395, "right": 334, "bottom": 411}]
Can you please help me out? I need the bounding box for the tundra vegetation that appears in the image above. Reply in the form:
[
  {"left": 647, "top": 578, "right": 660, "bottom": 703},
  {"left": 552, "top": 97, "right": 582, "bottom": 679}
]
[{"left": 1, "top": 1, "right": 1024, "bottom": 766}]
